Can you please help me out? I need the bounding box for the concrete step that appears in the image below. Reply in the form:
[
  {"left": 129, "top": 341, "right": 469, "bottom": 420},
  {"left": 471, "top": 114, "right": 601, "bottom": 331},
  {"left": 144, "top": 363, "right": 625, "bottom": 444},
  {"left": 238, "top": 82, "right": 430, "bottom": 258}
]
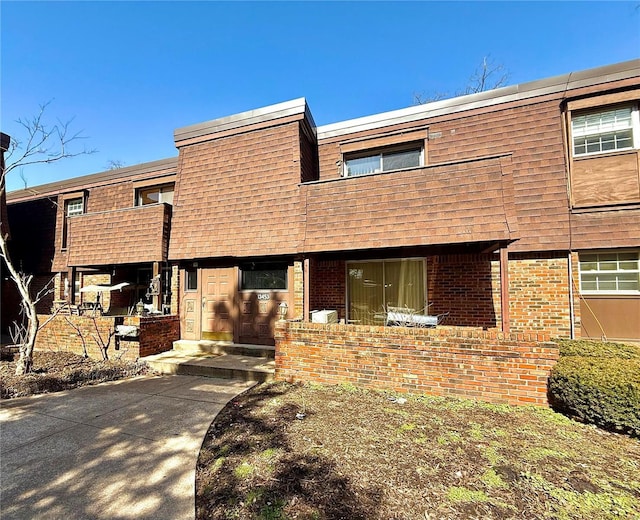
[
  {"left": 141, "top": 350, "right": 275, "bottom": 383},
  {"left": 173, "top": 340, "right": 275, "bottom": 359}
]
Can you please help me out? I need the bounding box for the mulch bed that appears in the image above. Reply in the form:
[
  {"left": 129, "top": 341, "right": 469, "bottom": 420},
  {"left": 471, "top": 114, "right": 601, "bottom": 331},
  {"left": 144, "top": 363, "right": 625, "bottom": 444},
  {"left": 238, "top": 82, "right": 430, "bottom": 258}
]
[{"left": 0, "top": 350, "right": 150, "bottom": 399}]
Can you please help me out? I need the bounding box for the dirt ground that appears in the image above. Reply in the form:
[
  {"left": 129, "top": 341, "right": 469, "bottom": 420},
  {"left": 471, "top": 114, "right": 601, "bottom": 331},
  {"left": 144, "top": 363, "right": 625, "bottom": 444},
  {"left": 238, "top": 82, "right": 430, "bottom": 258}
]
[
  {"left": 0, "top": 350, "right": 150, "bottom": 399},
  {"left": 196, "top": 381, "right": 640, "bottom": 520},
  {"left": 3, "top": 353, "right": 638, "bottom": 519}
]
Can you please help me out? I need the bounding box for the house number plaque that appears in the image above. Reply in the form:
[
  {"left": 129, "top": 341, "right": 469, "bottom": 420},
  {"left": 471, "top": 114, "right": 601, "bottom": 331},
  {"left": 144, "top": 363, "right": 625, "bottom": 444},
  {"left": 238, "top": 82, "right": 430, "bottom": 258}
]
[{"left": 257, "top": 293, "right": 271, "bottom": 301}]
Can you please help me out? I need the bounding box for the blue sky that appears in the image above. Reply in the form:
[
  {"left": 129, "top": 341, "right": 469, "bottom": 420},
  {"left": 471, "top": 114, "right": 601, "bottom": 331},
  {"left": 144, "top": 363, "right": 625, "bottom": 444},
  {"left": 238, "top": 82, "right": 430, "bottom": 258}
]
[{"left": 2, "top": 1, "right": 639, "bottom": 192}]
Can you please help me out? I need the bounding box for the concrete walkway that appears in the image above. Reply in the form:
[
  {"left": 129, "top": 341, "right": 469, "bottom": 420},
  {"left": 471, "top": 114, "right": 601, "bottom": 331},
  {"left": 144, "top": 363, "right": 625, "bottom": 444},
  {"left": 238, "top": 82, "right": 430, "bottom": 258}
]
[{"left": 0, "top": 375, "right": 255, "bottom": 519}]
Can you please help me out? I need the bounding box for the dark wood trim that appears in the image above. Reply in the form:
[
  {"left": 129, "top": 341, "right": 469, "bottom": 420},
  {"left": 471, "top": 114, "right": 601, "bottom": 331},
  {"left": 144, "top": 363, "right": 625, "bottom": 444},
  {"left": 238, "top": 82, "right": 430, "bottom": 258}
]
[
  {"left": 500, "top": 246, "right": 510, "bottom": 334},
  {"left": 303, "top": 257, "right": 310, "bottom": 322}
]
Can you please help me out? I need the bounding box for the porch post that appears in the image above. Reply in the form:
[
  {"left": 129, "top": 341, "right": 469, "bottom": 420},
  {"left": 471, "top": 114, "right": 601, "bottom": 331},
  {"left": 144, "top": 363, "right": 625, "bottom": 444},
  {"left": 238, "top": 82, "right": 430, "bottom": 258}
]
[
  {"left": 303, "top": 257, "right": 310, "bottom": 322},
  {"left": 152, "top": 261, "right": 161, "bottom": 311},
  {"left": 500, "top": 246, "right": 510, "bottom": 333}
]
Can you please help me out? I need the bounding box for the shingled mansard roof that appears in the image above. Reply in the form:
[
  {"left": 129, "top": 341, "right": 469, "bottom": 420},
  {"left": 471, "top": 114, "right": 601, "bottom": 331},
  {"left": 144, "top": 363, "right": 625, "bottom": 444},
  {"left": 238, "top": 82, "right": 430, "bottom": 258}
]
[{"left": 6, "top": 58, "right": 639, "bottom": 203}]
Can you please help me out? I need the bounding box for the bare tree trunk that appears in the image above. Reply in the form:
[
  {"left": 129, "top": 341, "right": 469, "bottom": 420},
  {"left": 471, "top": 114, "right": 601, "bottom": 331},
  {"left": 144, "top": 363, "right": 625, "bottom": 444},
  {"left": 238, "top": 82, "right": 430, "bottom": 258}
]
[
  {"left": 0, "top": 233, "right": 39, "bottom": 375},
  {"left": 1, "top": 103, "right": 95, "bottom": 376}
]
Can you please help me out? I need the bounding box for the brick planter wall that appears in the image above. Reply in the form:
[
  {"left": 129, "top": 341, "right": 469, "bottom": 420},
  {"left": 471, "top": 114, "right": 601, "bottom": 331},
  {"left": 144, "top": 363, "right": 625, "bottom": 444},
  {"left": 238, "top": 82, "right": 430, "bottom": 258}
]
[
  {"left": 135, "top": 315, "right": 179, "bottom": 357},
  {"left": 275, "top": 321, "right": 558, "bottom": 406},
  {"left": 36, "top": 314, "right": 179, "bottom": 362}
]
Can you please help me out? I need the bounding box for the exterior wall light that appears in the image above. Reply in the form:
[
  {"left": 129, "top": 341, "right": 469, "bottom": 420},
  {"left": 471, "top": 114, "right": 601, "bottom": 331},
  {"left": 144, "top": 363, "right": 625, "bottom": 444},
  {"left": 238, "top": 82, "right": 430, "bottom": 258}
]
[{"left": 278, "top": 301, "right": 288, "bottom": 321}]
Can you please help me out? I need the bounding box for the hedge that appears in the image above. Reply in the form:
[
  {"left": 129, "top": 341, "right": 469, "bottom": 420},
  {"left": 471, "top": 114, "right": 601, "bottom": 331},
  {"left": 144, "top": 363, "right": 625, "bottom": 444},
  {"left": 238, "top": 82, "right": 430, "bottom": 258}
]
[
  {"left": 549, "top": 340, "right": 640, "bottom": 437},
  {"left": 555, "top": 338, "right": 640, "bottom": 360}
]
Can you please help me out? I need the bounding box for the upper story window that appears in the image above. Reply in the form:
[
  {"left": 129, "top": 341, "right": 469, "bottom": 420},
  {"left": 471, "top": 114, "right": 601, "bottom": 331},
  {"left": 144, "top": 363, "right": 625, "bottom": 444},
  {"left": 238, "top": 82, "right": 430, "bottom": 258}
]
[
  {"left": 571, "top": 104, "right": 639, "bottom": 157},
  {"left": 66, "top": 197, "right": 84, "bottom": 216},
  {"left": 62, "top": 196, "right": 84, "bottom": 249},
  {"left": 344, "top": 144, "right": 423, "bottom": 177},
  {"left": 136, "top": 183, "right": 174, "bottom": 206},
  {"left": 579, "top": 251, "right": 639, "bottom": 294}
]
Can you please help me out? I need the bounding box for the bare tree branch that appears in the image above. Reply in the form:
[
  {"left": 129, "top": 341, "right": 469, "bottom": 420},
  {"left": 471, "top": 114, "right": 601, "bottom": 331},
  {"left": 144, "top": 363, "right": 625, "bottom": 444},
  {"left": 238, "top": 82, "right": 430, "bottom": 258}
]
[
  {"left": 459, "top": 55, "right": 509, "bottom": 96},
  {"left": 414, "top": 56, "right": 510, "bottom": 105},
  {"left": 4, "top": 100, "right": 97, "bottom": 181},
  {"left": 1, "top": 101, "right": 96, "bottom": 374}
]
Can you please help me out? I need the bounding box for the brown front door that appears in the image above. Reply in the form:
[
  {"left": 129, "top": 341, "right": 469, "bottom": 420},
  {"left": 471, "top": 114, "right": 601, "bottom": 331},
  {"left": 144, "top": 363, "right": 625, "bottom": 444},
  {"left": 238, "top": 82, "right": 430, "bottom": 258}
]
[
  {"left": 238, "top": 266, "right": 294, "bottom": 346},
  {"left": 201, "top": 267, "right": 236, "bottom": 341}
]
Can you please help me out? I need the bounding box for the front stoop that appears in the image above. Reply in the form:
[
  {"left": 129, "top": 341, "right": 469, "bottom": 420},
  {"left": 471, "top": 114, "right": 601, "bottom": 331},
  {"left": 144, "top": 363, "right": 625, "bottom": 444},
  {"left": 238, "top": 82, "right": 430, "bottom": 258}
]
[{"left": 141, "top": 341, "right": 275, "bottom": 382}]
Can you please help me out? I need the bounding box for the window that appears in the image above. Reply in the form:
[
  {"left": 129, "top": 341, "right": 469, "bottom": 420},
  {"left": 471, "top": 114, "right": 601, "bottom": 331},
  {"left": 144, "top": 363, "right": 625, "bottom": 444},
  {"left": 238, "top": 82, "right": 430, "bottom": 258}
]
[
  {"left": 579, "top": 251, "right": 639, "bottom": 294},
  {"left": 185, "top": 268, "right": 198, "bottom": 291},
  {"left": 240, "top": 263, "right": 287, "bottom": 291},
  {"left": 66, "top": 198, "right": 84, "bottom": 216},
  {"left": 571, "top": 104, "right": 639, "bottom": 157},
  {"left": 344, "top": 145, "right": 423, "bottom": 177},
  {"left": 137, "top": 184, "right": 174, "bottom": 206},
  {"left": 62, "top": 197, "right": 84, "bottom": 249},
  {"left": 347, "top": 259, "right": 425, "bottom": 324}
]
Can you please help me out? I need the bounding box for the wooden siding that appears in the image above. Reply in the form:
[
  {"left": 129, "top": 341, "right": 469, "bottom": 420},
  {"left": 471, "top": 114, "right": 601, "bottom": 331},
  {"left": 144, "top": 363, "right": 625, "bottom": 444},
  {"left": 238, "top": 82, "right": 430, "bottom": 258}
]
[{"left": 571, "top": 151, "right": 640, "bottom": 207}]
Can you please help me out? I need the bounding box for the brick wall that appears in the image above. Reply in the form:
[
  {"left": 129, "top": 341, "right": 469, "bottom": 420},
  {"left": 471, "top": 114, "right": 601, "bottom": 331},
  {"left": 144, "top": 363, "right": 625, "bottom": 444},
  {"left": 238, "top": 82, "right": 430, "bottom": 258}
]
[
  {"left": 308, "top": 253, "right": 576, "bottom": 338},
  {"left": 275, "top": 321, "right": 558, "bottom": 406},
  {"left": 309, "top": 259, "right": 346, "bottom": 320},
  {"left": 135, "top": 314, "right": 179, "bottom": 357},
  {"left": 427, "top": 254, "right": 501, "bottom": 329},
  {"left": 36, "top": 314, "right": 178, "bottom": 362},
  {"left": 293, "top": 261, "right": 304, "bottom": 319},
  {"left": 508, "top": 253, "right": 572, "bottom": 337}
]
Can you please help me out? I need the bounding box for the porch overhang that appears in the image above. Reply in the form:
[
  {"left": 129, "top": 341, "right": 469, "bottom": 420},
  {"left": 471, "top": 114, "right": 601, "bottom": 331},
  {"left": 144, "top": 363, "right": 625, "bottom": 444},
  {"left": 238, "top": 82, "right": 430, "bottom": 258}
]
[
  {"left": 67, "top": 204, "right": 171, "bottom": 267},
  {"left": 300, "top": 154, "right": 519, "bottom": 254}
]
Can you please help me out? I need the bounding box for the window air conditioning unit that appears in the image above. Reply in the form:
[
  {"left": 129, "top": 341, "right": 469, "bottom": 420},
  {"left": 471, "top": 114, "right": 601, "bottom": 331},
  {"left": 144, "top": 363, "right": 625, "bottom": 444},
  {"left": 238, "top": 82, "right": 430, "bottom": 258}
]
[{"left": 311, "top": 310, "right": 338, "bottom": 324}]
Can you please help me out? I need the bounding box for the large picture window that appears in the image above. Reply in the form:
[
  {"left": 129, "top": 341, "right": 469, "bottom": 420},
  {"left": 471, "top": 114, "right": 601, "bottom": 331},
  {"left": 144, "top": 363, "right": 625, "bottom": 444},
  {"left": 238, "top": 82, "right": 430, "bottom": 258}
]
[
  {"left": 347, "top": 259, "right": 425, "bottom": 324},
  {"left": 579, "top": 251, "right": 639, "bottom": 294},
  {"left": 241, "top": 263, "right": 288, "bottom": 291},
  {"left": 344, "top": 145, "right": 423, "bottom": 177},
  {"left": 571, "top": 105, "right": 639, "bottom": 157}
]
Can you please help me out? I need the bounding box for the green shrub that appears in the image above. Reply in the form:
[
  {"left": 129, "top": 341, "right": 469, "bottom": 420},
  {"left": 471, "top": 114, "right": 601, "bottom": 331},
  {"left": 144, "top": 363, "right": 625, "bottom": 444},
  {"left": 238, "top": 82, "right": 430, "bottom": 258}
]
[
  {"left": 548, "top": 355, "right": 640, "bottom": 437},
  {"left": 554, "top": 338, "right": 640, "bottom": 359}
]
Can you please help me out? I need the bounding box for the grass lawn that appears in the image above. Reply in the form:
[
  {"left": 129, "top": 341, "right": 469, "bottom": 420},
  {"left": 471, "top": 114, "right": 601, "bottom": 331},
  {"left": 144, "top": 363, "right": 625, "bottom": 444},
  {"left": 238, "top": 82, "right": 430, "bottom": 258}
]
[{"left": 196, "top": 382, "right": 640, "bottom": 520}]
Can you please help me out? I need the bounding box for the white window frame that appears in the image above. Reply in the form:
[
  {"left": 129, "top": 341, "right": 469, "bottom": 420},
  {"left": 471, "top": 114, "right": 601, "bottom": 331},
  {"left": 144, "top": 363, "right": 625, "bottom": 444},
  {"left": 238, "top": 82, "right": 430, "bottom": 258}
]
[
  {"left": 136, "top": 183, "right": 174, "bottom": 206},
  {"left": 578, "top": 251, "right": 640, "bottom": 295},
  {"left": 343, "top": 144, "right": 424, "bottom": 177},
  {"left": 571, "top": 103, "right": 640, "bottom": 158},
  {"left": 66, "top": 197, "right": 84, "bottom": 216}
]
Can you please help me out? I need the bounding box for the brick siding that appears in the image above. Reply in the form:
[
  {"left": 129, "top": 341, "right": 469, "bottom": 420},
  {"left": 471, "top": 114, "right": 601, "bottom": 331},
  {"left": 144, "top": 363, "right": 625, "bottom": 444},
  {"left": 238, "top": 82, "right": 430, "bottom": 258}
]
[
  {"left": 508, "top": 253, "right": 572, "bottom": 337},
  {"left": 309, "top": 253, "right": 575, "bottom": 337},
  {"left": 35, "top": 314, "right": 179, "bottom": 362},
  {"left": 275, "top": 321, "right": 558, "bottom": 406},
  {"left": 309, "top": 259, "right": 346, "bottom": 320}
]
